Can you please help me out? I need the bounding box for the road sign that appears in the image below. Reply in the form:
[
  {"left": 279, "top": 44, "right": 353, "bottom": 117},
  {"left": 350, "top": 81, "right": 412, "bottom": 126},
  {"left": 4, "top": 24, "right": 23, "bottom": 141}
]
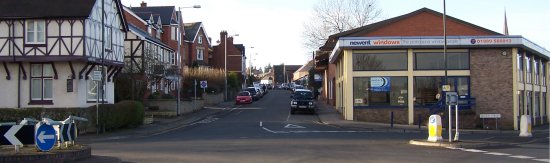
[
  {"left": 442, "top": 85, "right": 451, "bottom": 92},
  {"left": 59, "top": 123, "right": 76, "bottom": 143},
  {"left": 0, "top": 125, "right": 34, "bottom": 145},
  {"left": 200, "top": 80, "right": 208, "bottom": 88},
  {"left": 35, "top": 123, "right": 57, "bottom": 151},
  {"left": 92, "top": 70, "right": 102, "bottom": 81}
]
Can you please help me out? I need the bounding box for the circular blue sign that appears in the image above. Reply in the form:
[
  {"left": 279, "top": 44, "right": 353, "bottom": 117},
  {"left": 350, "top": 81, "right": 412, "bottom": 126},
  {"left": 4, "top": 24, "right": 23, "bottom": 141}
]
[{"left": 35, "top": 123, "right": 57, "bottom": 151}]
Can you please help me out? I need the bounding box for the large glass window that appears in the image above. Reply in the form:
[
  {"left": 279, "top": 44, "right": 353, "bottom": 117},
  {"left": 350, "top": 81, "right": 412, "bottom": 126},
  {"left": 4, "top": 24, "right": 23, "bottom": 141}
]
[
  {"left": 415, "top": 52, "right": 469, "bottom": 70},
  {"left": 535, "top": 59, "right": 540, "bottom": 85},
  {"left": 26, "top": 20, "right": 45, "bottom": 44},
  {"left": 542, "top": 62, "right": 546, "bottom": 86},
  {"left": 526, "top": 56, "right": 532, "bottom": 84},
  {"left": 518, "top": 90, "right": 524, "bottom": 115},
  {"left": 30, "top": 64, "right": 53, "bottom": 102},
  {"left": 543, "top": 93, "right": 547, "bottom": 116},
  {"left": 353, "top": 53, "right": 407, "bottom": 71},
  {"left": 414, "top": 76, "right": 470, "bottom": 106},
  {"left": 535, "top": 92, "right": 540, "bottom": 117},
  {"left": 526, "top": 91, "right": 532, "bottom": 115},
  {"left": 353, "top": 77, "right": 408, "bottom": 107},
  {"left": 517, "top": 52, "right": 524, "bottom": 82},
  {"left": 197, "top": 49, "right": 204, "bottom": 60}
]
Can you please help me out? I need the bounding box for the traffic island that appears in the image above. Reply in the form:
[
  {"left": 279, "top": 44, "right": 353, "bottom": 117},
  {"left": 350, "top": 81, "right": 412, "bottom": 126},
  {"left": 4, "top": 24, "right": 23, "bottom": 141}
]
[
  {"left": 409, "top": 139, "right": 505, "bottom": 149},
  {"left": 0, "top": 145, "right": 91, "bottom": 162}
]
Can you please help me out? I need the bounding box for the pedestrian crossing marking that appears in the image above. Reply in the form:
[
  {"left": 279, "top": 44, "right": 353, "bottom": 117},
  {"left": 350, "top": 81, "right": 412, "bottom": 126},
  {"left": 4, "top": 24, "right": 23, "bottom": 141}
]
[{"left": 284, "top": 124, "right": 306, "bottom": 129}]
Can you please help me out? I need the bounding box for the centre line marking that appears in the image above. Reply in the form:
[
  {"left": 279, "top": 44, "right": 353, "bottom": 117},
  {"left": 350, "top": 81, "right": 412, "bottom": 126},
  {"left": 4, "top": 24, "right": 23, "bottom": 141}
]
[{"left": 260, "top": 121, "right": 263, "bottom": 127}]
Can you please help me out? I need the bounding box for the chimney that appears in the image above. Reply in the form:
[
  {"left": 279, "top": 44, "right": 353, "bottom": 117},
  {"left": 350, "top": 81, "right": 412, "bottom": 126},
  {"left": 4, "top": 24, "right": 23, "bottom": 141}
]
[
  {"left": 140, "top": 1, "right": 147, "bottom": 7},
  {"left": 220, "top": 30, "right": 228, "bottom": 43}
]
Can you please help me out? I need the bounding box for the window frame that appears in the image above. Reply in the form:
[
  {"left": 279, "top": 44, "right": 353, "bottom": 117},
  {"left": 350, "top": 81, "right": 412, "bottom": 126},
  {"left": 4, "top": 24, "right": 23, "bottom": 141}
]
[
  {"left": 198, "top": 35, "right": 203, "bottom": 44},
  {"left": 25, "top": 20, "right": 46, "bottom": 45},
  {"left": 86, "top": 67, "right": 107, "bottom": 102},
  {"left": 29, "top": 63, "right": 53, "bottom": 105},
  {"left": 104, "top": 26, "right": 113, "bottom": 51},
  {"left": 414, "top": 52, "right": 470, "bottom": 70},
  {"left": 353, "top": 76, "right": 408, "bottom": 108},
  {"left": 197, "top": 48, "right": 204, "bottom": 61},
  {"left": 352, "top": 53, "right": 408, "bottom": 71}
]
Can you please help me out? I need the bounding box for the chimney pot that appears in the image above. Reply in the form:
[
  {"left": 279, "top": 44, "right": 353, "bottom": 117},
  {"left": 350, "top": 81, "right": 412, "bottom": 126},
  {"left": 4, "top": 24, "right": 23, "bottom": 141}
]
[{"left": 140, "top": 1, "right": 147, "bottom": 7}]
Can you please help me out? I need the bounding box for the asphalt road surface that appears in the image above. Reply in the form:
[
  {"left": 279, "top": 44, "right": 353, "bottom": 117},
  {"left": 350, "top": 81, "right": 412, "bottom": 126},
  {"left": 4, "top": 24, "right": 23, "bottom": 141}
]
[{"left": 86, "top": 90, "right": 550, "bottom": 163}]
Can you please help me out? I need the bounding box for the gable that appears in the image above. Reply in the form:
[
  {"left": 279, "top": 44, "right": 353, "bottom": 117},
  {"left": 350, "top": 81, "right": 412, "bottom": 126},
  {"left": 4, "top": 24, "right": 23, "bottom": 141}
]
[{"left": 358, "top": 11, "right": 499, "bottom": 37}]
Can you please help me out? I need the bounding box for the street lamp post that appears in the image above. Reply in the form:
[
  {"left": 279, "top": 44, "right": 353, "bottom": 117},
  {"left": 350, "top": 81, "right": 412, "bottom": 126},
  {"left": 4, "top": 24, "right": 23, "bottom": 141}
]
[
  {"left": 223, "top": 32, "right": 239, "bottom": 101},
  {"left": 177, "top": 5, "right": 201, "bottom": 116}
]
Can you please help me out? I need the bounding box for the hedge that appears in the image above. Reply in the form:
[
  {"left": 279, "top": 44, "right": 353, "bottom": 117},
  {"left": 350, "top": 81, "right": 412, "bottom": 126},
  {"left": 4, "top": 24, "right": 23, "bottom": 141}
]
[{"left": 0, "top": 101, "right": 144, "bottom": 134}]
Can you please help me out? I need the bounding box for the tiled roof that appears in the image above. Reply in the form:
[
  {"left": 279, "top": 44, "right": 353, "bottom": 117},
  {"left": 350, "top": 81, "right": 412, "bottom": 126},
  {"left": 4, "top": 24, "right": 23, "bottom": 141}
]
[
  {"left": 131, "top": 6, "right": 175, "bottom": 25},
  {"left": 320, "top": 7, "right": 502, "bottom": 50},
  {"left": 0, "top": 0, "right": 96, "bottom": 18},
  {"left": 183, "top": 22, "right": 202, "bottom": 42},
  {"left": 128, "top": 24, "right": 172, "bottom": 50}
]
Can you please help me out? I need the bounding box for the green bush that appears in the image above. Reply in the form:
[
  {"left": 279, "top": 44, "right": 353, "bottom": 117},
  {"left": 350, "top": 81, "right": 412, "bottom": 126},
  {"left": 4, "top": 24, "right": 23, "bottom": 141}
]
[{"left": 89, "top": 100, "right": 145, "bottom": 131}]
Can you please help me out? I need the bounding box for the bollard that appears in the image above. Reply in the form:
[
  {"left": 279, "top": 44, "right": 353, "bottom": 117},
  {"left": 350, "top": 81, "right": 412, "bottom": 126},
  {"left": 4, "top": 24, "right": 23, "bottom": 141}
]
[
  {"left": 427, "top": 115, "right": 443, "bottom": 142},
  {"left": 390, "top": 112, "right": 394, "bottom": 128},
  {"left": 519, "top": 115, "right": 532, "bottom": 137},
  {"left": 418, "top": 114, "right": 421, "bottom": 129}
]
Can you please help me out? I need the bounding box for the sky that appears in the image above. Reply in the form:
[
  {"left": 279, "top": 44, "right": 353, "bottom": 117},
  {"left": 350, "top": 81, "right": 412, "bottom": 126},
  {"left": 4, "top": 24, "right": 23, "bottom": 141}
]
[{"left": 121, "top": 0, "right": 550, "bottom": 68}]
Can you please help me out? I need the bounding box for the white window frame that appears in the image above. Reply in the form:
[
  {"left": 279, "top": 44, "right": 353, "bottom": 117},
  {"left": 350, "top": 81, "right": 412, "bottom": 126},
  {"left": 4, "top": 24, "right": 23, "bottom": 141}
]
[
  {"left": 104, "top": 26, "right": 112, "bottom": 50},
  {"left": 197, "top": 49, "right": 204, "bottom": 61},
  {"left": 198, "top": 36, "right": 203, "bottom": 44},
  {"left": 25, "top": 20, "right": 46, "bottom": 44},
  {"left": 87, "top": 67, "right": 106, "bottom": 102},
  {"left": 30, "top": 63, "right": 53, "bottom": 101}
]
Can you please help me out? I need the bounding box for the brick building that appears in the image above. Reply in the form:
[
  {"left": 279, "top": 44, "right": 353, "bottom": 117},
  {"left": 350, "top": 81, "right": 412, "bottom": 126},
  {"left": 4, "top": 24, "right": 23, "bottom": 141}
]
[
  {"left": 184, "top": 22, "right": 212, "bottom": 67},
  {"left": 316, "top": 8, "right": 549, "bottom": 130},
  {"left": 211, "top": 31, "right": 246, "bottom": 79}
]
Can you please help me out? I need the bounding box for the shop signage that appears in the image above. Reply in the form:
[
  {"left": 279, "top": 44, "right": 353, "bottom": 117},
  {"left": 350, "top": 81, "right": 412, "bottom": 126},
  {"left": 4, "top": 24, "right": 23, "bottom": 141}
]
[
  {"left": 342, "top": 37, "right": 523, "bottom": 47},
  {"left": 370, "top": 77, "right": 390, "bottom": 92}
]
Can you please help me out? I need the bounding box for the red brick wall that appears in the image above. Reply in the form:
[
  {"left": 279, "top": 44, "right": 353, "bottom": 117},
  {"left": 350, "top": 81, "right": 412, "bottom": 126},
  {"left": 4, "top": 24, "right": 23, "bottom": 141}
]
[
  {"left": 359, "top": 12, "right": 496, "bottom": 37},
  {"left": 212, "top": 32, "right": 243, "bottom": 72}
]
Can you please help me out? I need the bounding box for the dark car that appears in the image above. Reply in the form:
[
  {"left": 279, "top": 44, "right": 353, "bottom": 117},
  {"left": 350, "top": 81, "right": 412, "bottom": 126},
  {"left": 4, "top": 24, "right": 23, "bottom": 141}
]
[
  {"left": 290, "top": 89, "right": 316, "bottom": 114},
  {"left": 245, "top": 88, "right": 261, "bottom": 101}
]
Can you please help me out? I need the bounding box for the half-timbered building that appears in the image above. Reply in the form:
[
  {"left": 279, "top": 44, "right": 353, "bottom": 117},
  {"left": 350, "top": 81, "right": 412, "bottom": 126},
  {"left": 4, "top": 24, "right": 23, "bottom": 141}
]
[
  {"left": 123, "top": 6, "right": 176, "bottom": 100},
  {"left": 0, "top": 0, "right": 127, "bottom": 108}
]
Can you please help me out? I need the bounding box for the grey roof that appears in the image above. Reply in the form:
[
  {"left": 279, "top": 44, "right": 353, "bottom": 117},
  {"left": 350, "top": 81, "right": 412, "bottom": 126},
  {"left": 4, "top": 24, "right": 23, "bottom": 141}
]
[
  {"left": 128, "top": 24, "right": 172, "bottom": 50},
  {"left": 131, "top": 6, "right": 176, "bottom": 25},
  {"left": 0, "top": 0, "right": 96, "bottom": 19},
  {"left": 184, "top": 22, "right": 202, "bottom": 42}
]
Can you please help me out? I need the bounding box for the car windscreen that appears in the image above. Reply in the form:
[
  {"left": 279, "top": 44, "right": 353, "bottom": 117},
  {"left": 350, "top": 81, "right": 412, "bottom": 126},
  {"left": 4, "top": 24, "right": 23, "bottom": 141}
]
[
  {"left": 238, "top": 92, "right": 250, "bottom": 96},
  {"left": 245, "top": 88, "right": 257, "bottom": 94},
  {"left": 295, "top": 86, "right": 304, "bottom": 89},
  {"left": 293, "top": 91, "right": 313, "bottom": 100}
]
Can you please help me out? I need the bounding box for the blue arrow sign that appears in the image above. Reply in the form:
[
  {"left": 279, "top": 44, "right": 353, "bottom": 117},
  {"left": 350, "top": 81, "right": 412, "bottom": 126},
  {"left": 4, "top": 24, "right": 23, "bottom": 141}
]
[
  {"left": 35, "top": 123, "right": 56, "bottom": 151},
  {"left": 200, "top": 81, "right": 207, "bottom": 88}
]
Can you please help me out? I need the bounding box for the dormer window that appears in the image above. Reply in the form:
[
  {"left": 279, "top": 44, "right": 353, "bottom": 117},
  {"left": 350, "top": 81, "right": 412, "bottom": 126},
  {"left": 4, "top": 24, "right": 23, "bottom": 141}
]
[
  {"left": 25, "top": 20, "right": 45, "bottom": 44},
  {"left": 198, "top": 36, "right": 203, "bottom": 44}
]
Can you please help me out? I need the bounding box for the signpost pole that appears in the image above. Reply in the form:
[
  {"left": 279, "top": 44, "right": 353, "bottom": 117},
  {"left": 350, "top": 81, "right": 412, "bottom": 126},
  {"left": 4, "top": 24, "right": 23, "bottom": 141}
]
[
  {"left": 194, "top": 79, "right": 197, "bottom": 110},
  {"left": 448, "top": 104, "right": 452, "bottom": 142},
  {"left": 454, "top": 104, "right": 460, "bottom": 141}
]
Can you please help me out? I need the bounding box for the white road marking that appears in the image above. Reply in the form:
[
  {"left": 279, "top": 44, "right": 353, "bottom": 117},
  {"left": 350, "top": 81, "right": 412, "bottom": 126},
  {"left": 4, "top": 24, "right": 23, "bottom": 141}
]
[
  {"left": 461, "top": 149, "right": 487, "bottom": 153},
  {"left": 509, "top": 155, "right": 535, "bottom": 159},
  {"left": 259, "top": 121, "right": 263, "bottom": 127},
  {"left": 484, "top": 152, "right": 511, "bottom": 156},
  {"left": 284, "top": 124, "right": 306, "bottom": 129},
  {"left": 533, "top": 158, "right": 550, "bottom": 162}
]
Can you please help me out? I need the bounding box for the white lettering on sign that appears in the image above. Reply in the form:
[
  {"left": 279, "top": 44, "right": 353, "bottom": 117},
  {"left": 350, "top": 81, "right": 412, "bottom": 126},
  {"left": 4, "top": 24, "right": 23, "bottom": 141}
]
[{"left": 480, "top": 114, "right": 501, "bottom": 118}]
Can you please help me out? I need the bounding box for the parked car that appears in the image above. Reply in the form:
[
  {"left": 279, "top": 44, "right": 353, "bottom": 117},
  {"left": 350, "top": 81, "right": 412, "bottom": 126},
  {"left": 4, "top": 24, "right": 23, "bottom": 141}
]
[
  {"left": 290, "top": 89, "right": 316, "bottom": 114},
  {"left": 245, "top": 87, "right": 261, "bottom": 101},
  {"left": 236, "top": 91, "right": 253, "bottom": 105},
  {"left": 292, "top": 85, "right": 305, "bottom": 93}
]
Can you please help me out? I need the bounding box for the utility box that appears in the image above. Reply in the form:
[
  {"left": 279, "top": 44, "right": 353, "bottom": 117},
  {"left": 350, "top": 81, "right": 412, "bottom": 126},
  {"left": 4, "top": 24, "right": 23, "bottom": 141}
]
[{"left": 446, "top": 92, "right": 458, "bottom": 105}]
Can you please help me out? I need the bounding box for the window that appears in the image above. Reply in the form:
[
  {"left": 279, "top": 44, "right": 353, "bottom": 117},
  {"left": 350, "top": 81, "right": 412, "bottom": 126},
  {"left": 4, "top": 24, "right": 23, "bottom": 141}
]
[
  {"left": 26, "top": 20, "right": 45, "bottom": 44},
  {"left": 147, "top": 26, "right": 152, "bottom": 35},
  {"left": 171, "top": 26, "right": 177, "bottom": 40},
  {"left": 414, "top": 76, "right": 470, "bottom": 106},
  {"left": 353, "top": 53, "right": 407, "bottom": 71},
  {"left": 543, "top": 93, "right": 547, "bottom": 116},
  {"left": 535, "top": 59, "right": 539, "bottom": 85},
  {"left": 197, "top": 49, "right": 204, "bottom": 60},
  {"left": 198, "top": 36, "right": 203, "bottom": 44},
  {"left": 526, "top": 91, "right": 532, "bottom": 115},
  {"left": 526, "top": 56, "right": 532, "bottom": 84},
  {"left": 518, "top": 52, "right": 524, "bottom": 82},
  {"left": 30, "top": 64, "right": 53, "bottom": 103},
  {"left": 518, "top": 90, "right": 524, "bottom": 115},
  {"left": 104, "top": 26, "right": 112, "bottom": 50},
  {"left": 353, "top": 77, "right": 408, "bottom": 107},
  {"left": 542, "top": 61, "right": 547, "bottom": 86},
  {"left": 415, "top": 52, "right": 469, "bottom": 70},
  {"left": 535, "top": 92, "right": 540, "bottom": 117},
  {"left": 170, "top": 52, "right": 176, "bottom": 65},
  {"left": 87, "top": 67, "right": 106, "bottom": 102}
]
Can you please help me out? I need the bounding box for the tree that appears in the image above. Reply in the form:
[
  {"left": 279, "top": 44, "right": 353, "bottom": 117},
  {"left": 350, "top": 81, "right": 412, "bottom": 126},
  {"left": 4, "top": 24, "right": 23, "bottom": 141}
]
[{"left": 303, "top": 0, "right": 382, "bottom": 50}]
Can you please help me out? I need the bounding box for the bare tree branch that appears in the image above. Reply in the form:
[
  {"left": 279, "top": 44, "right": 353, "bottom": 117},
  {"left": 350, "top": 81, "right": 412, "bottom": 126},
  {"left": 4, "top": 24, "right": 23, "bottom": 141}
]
[{"left": 303, "top": 0, "right": 382, "bottom": 50}]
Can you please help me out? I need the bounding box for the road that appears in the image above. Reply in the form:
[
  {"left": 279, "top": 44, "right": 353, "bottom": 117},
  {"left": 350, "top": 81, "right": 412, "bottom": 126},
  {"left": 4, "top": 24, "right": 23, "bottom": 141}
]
[{"left": 85, "top": 90, "right": 550, "bottom": 163}]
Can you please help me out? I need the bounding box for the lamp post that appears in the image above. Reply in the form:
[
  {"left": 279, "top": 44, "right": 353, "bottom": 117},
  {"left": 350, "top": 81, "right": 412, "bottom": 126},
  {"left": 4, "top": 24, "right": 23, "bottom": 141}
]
[
  {"left": 222, "top": 32, "right": 239, "bottom": 101},
  {"left": 245, "top": 46, "right": 254, "bottom": 87},
  {"left": 177, "top": 5, "right": 201, "bottom": 116}
]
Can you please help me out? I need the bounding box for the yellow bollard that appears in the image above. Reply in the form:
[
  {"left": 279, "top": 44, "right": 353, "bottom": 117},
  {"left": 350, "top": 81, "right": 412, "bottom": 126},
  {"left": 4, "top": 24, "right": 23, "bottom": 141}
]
[
  {"left": 427, "top": 115, "right": 443, "bottom": 142},
  {"left": 519, "top": 115, "right": 532, "bottom": 137}
]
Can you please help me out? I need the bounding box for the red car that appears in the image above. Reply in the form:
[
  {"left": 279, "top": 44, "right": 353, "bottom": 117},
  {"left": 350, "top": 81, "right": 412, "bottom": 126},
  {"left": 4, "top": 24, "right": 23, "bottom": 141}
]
[{"left": 236, "top": 91, "right": 253, "bottom": 105}]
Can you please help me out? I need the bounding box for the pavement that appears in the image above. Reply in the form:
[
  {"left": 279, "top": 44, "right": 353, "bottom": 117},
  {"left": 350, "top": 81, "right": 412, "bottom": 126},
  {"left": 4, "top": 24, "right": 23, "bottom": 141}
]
[{"left": 67, "top": 96, "right": 547, "bottom": 162}]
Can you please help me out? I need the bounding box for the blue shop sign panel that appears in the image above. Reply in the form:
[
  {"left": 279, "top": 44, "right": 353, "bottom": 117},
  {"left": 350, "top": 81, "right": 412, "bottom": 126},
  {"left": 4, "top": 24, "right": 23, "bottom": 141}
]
[{"left": 370, "top": 77, "right": 390, "bottom": 92}]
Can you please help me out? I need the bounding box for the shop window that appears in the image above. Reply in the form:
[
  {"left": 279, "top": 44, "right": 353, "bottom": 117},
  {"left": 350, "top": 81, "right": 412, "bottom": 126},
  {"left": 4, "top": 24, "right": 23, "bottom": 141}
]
[
  {"left": 415, "top": 52, "right": 469, "bottom": 70},
  {"left": 518, "top": 90, "right": 524, "bottom": 115},
  {"left": 534, "top": 59, "right": 539, "bottom": 85},
  {"left": 543, "top": 93, "right": 547, "bottom": 116},
  {"left": 30, "top": 64, "right": 53, "bottom": 104},
  {"left": 353, "top": 77, "right": 408, "bottom": 107},
  {"left": 353, "top": 53, "right": 407, "bottom": 71},
  {"left": 535, "top": 92, "right": 540, "bottom": 117},
  {"left": 526, "top": 91, "right": 532, "bottom": 115},
  {"left": 414, "top": 76, "right": 470, "bottom": 106},
  {"left": 542, "top": 62, "right": 546, "bottom": 86},
  {"left": 517, "top": 52, "right": 524, "bottom": 82},
  {"left": 526, "top": 56, "right": 532, "bottom": 84}
]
